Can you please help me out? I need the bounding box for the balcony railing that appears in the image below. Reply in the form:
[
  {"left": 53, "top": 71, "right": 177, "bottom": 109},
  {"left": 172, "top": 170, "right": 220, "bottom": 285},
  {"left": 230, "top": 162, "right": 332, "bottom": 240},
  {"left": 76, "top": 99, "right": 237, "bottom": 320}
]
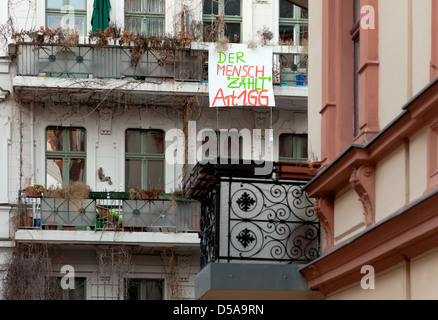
[
  {"left": 17, "top": 191, "right": 201, "bottom": 233},
  {"left": 14, "top": 42, "right": 308, "bottom": 86},
  {"left": 184, "top": 161, "right": 320, "bottom": 268}
]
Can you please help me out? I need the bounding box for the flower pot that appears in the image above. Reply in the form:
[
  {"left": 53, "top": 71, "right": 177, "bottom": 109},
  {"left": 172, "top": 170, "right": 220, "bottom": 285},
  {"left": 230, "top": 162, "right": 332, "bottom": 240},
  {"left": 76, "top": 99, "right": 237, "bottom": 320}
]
[
  {"left": 141, "top": 191, "right": 158, "bottom": 200},
  {"left": 48, "top": 225, "right": 58, "bottom": 230}
]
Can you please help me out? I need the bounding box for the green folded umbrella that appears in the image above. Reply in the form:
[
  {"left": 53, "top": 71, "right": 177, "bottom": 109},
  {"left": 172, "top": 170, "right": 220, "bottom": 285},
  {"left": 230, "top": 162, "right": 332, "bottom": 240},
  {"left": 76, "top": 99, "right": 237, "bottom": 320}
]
[{"left": 91, "top": 0, "right": 111, "bottom": 32}]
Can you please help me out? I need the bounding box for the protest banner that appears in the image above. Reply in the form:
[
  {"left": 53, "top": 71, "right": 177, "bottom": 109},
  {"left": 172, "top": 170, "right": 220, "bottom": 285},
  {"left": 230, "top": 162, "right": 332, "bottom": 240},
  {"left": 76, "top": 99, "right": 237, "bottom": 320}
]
[{"left": 208, "top": 43, "right": 276, "bottom": 107}]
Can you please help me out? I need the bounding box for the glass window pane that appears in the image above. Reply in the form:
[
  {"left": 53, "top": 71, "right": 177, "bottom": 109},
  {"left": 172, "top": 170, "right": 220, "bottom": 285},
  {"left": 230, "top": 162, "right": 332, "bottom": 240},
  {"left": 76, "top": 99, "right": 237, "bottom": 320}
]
[
  {"left": 47, "top": 128, "right": 63, "bottom": 151},
  {"left": 47, "top": 15, "right": 64, "bottom": 30},
  {"left": 146, "top": 0, "right": 163, "bottom": 14},
  {"left": 279, "top": 25, "right": 294, "bottom": 43},
  {"left": 147, "top": 160, "right": 164, "bottom": 189},
  {"left": 145, "top": 280, "right": 162, "bottom": 300},
  {"left": 125, "top": 0, "right": 142, "bottom": 12},
  {"left": 279, "top": 134, "right": 294, "bottom": 158},
  {"left": 69, "top": 0, "right": 86, "bottom": 11},
  {"left": 126, "top": 130, "right": 142, "bottom": 153},
  {"left": 47, "top": 158, "right": 63, "bottom": 187},
  {"left": 126, "top": 279, "right": 141, "bottom": 300},
  {"left": 280, "top": 0, "right": 294, "bottom": 18},
  {"left": 203, "top": 0, "right": 219, "bottom": 15},
  {"left": 125, "top": 17, "right": 142, "bottom": 35},
  {"left": 69, "top": 128, "right": 86, "bottom": 152},
  {"left": 69, "top": 158, "right": 86, "bottom": 182},
  {"left": 47, "top": 0, "right": 64, "bottom": 9},
  {"left": 62, "top": 278, "right": 86, "bottom": 300},
  {"left": 125, "top": 159, "right": 142, "bottom": 189},
  {"left": 71, "top": 16, "right": 86, "bottom": 36},
  {"left": 146, "top": 131, "right": 164, "bottom": 154},
  {"left": 146, "top": 18, "right": 164, "bottom": 36},
  {"left": 299, "top": 136, "right": 308, "bottom": 159},
  {"left": 301, "top": 8, "right": 309, "bottom": 19},
  {"left": 224, "top": 0, "right": 240, "bottom": 16},
  {"left": 224, "top": 23, "right": 240, "bottom": 43}
]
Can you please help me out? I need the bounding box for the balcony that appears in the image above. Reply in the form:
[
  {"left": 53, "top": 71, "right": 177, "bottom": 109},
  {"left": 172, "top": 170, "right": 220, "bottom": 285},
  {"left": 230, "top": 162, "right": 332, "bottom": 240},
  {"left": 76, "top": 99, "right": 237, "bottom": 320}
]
[
  {"left": 17, "top": 191, "right": 200, "bottom": 234},
  {"left": 13, "top": 42, "right": 308, "bottom": 86},
  {"left": 184, "top": 161, "right": 322, "bottom": 300}
]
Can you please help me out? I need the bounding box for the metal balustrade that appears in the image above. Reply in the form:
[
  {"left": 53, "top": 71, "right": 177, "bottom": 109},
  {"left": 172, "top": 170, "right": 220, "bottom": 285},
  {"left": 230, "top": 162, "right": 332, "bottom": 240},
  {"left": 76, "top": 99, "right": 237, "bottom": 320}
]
[
  {"left": 17, "top": 191, "right": 201, "bottom": 233},
  {"left": 14, "top": 42, "right": 308, "bottom": 85}
]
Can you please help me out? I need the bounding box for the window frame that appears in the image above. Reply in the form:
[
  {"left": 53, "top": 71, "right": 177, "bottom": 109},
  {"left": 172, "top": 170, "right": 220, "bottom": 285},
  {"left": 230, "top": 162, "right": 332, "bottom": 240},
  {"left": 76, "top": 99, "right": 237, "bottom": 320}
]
[
  {"left": 124, "top": 0, "right": 165, "bottom": 36},
  {"left": 202, "top": 0, "right": 242, "bottom": 43},
  {"left": 278, "top": 0, "right": 308, "bottom": 45},
  {"left": 61, "top": 277, "right": 87, "bottom": 300},
  {"left": 125, "top": 278, "right": 164, "bottom": 300},
  {"left": 46, "top": 126, "right": 87, "bottom": 186},
  {"left": 125, "top": 129, "right": 165, "bottom": 191},
  {"left": 351, "top": 0, "right": 361, "bottom": 137},
  {"left": 46, "top": 0, "right": 88, "bottom": 36},
  {"left": 278, "top": 133, "right": 308, "bottom": 162}
]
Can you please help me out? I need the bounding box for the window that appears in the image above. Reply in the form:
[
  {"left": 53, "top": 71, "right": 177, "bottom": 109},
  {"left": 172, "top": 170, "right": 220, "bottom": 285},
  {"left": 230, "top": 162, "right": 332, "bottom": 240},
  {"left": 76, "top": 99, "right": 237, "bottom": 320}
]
[
  {"left": 279, "top": 134, "right": 308, "bottom": 162},
  {"left": 125, "top": 0, "right": 165, "bottom": 36},
  {"left": 62, "top": 277, "right": 86, "bottom": 300},
  {"left": 46, "top": 127, "right": 86, "bottom": 187},
  {"left": 200, "top": 130, "right": 244, "bottom": 162},
  {"left": 279, "top": 0, "right": 308, "bottom": 45},
  {"left": 125, "top": 279, "right": 163, "bottom": 300},
  {"left": 352, "top": 0, "right": 361, "bottom": 137},
  {"left": 46, "top": 0, "right": 87, "bottom": 36},
  {"left": 125, "top": 129, "right": 165, "bottom": 190},
  {"left": 203, "top": 0, "right": 242, "bottom": 43}
]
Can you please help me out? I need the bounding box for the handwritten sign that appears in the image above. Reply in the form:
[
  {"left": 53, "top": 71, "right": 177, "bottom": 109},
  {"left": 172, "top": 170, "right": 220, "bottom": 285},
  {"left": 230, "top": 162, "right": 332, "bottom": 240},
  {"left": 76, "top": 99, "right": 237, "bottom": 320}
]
[{"left": 208, "top": 43, "right": 275, "bottom": 107}]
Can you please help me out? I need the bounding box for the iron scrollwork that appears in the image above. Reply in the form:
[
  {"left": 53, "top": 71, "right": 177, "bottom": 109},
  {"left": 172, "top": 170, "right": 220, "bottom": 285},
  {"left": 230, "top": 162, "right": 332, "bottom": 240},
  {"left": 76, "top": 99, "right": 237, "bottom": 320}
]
[{"left": 228, "top": 182, "right": 320, "bottom": 263}]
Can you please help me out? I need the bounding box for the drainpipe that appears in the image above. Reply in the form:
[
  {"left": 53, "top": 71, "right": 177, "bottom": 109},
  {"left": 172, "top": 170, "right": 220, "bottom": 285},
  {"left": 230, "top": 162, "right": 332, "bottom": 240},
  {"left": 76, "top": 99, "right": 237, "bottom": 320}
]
[{"left": 30, "top": 101, "right": 35, "bottom": 183}]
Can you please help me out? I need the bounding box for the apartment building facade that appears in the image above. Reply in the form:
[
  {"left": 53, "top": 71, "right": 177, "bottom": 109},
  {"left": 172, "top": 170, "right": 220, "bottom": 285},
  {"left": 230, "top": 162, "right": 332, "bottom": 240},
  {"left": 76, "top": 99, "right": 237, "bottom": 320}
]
[
  {"left": 303, "top": 0, "right": 438, "bottom": 299},
  {"left": 0, "top": 0, "right": 310, "bottom": 300}
]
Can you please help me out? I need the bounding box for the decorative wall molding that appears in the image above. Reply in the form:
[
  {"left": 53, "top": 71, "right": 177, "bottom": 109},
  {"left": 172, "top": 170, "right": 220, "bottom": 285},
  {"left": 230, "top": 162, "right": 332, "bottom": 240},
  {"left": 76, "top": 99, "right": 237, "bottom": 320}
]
[
  {"left": 349, "top": 165, "right": 376, "bottom": 227},
  {"left": 314, "top": 196, "right": 335, "bottom": 252}
]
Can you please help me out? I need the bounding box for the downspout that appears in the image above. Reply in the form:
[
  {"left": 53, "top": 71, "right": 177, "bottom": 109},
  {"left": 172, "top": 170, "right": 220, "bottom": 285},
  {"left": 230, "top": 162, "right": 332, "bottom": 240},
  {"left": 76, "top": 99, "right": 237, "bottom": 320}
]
[{"left": 30, "top": 101, "right": 35, "bottom": 184}]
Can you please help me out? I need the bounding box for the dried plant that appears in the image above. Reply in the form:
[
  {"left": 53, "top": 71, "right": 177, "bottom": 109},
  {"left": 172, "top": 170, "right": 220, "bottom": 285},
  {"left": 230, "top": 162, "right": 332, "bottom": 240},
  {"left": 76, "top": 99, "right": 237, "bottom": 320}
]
[
  {"left": 96, "top": 246, "right": 132, "bottom": 300},
  {"left": 58, "top": 29, "right": 79, "bottom": 52},
  {"left": 45, "top": 181, "right": 91, "bottom": 200},
  {"left": 160, "top": 248, "right": 182, "bottom": 300},
  {"left": 257, "top": 26, "right": 274, "bottom": 45},
  {"left": 2, "top": 244, "right": 62, "bottom": 300}
]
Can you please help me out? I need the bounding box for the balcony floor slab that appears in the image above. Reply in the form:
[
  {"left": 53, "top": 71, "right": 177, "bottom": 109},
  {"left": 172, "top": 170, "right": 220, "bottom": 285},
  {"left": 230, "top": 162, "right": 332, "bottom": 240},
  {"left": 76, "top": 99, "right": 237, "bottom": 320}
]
[
  {"left": 15, "top": 229, "right": 200, "bottom": 247},
  {"left": 195, "top": 262, "right": 323, "bottom": 300}
]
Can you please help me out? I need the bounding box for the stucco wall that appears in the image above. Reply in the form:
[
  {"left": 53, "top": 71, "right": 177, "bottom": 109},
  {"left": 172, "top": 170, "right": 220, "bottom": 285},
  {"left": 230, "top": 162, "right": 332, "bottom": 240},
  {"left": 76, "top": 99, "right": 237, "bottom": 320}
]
[
  {"left": 375, "top": 144, "right": 407, "bottom": 223},
  {"left": 334, "top": 186, "right": 364, "bottom": 245},
  {"left": 326, "top": 262, "right": 409, "bottom": 300}
]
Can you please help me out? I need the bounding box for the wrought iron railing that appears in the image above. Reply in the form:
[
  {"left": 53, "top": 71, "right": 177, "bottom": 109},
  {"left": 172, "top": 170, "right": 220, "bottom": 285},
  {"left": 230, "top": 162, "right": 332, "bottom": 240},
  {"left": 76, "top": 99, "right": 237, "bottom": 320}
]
[
  {"left": 198, "top": 177, "right": 320, "bottom": 267},
  {"left": 14, "top": 42, "right": 308, "bottom": 85},
  {"left": 17, "top": 191, "right": 201, "bottom": 233}
]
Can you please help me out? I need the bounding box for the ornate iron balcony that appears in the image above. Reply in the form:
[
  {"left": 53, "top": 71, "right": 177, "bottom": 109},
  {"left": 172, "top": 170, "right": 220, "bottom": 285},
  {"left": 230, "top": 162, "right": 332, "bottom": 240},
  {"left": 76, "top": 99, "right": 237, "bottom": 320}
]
[{"left": 184, "top": 161, "right": 320, "bottom": 268}]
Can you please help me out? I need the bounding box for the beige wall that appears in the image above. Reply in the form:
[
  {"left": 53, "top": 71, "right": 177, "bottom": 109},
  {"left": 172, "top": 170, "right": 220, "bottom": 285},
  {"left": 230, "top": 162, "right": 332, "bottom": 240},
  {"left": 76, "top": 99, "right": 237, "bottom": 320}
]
[
  {"left": 334, "top": 186, "right": 365, "bottom": 245},
  {"left": 307, "top": 0, "right": 322, "bottom": 162},
  {"left": 411, "top": 247, "right": 438, "bottom": 300},
  {"left": 326, "top": 263, "right": 409, "bottom": 300},
  {"left": 375, "top": 144, "right": 408, "bottom": 222},
  {"left": 379, "top": 0, "right": 432, "bottom": 129},
  {"left": 378, "top": 0, "right": 410, "bottom": 128},
  {"left": 412, "top": 0, "right": 432, "bottom": 95},
  {"left": 409, "top": 127, "right": 428, "bottom": 202}
]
